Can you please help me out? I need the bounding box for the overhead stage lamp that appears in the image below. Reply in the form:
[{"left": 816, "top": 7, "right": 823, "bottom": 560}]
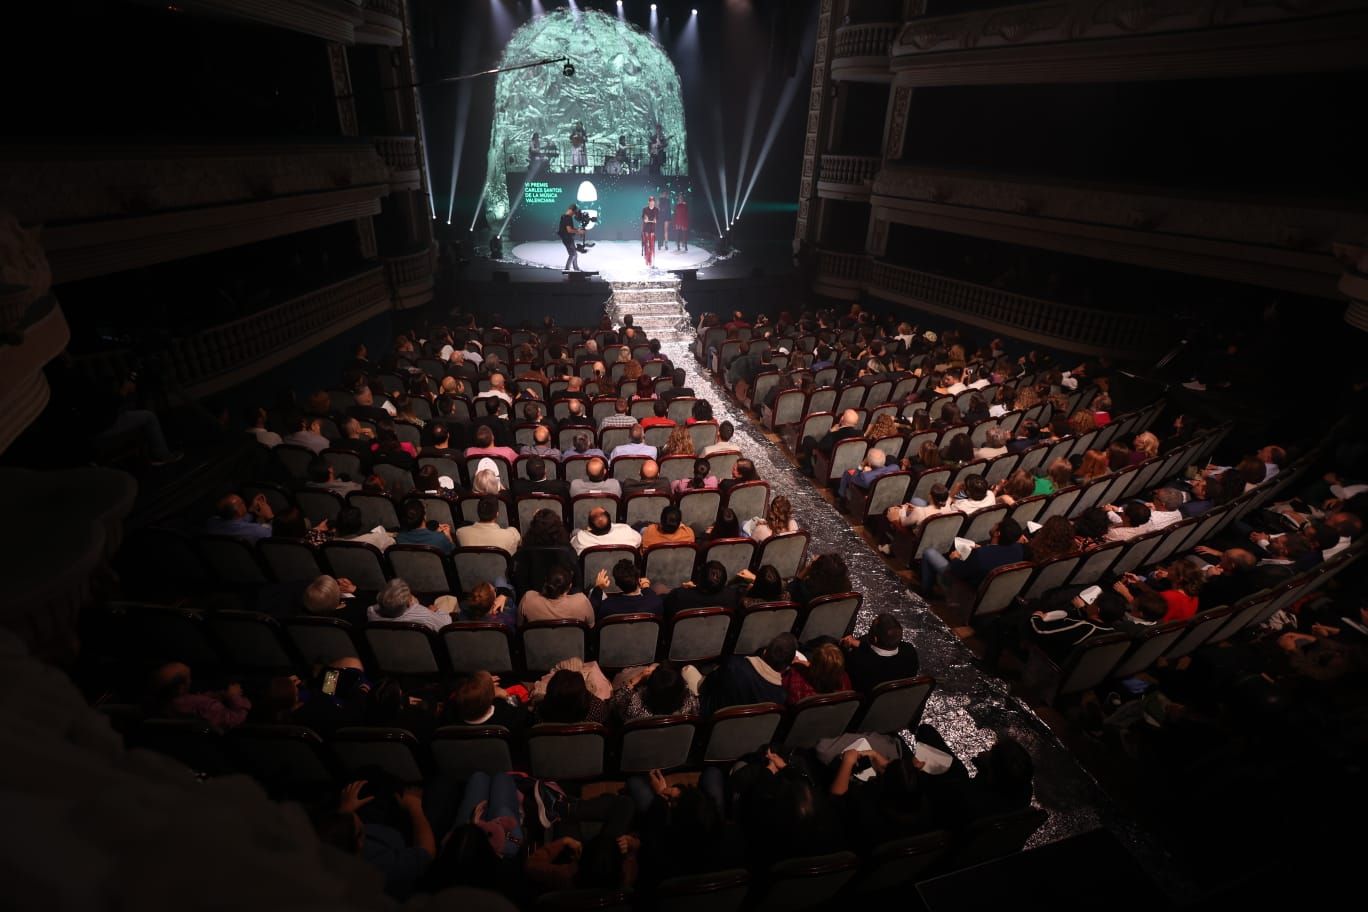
[
  {"left": 563, "top": 60, "right": 576, "bottom": 77},
  {"left": 489, "top": 235, "right": 503, "bottom": 259}
]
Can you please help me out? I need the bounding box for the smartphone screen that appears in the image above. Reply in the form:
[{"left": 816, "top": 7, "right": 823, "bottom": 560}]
[{"left": 321, "top": 668, "right": 340, "bottom": 696}]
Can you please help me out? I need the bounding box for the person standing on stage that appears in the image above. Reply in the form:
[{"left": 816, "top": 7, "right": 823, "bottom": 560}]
[
  {"left": 559, "top": 204, "right": 580, "bottom": 271},
  {"left": 673, "top": 195, "right": 690, "bottom": 252},
  {"left": 529, "top": 132, "right": 541, "bottom": 166},
  {"left": 616, "top": 134, "right": 629, "bottom": 171},
  {"left": 641, "top": 196, "right": 659, "bottom": 268},
  {"left": 569, "top": 121, "right": 588, "bottom": 172},
  {"left": 657, "top": 191, "right": 673, "bottom": 251}
]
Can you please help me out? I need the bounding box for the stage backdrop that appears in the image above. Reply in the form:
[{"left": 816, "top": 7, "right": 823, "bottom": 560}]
[
  {"left": 483, "top": 8, "right": 686, "bottom": 230},
  {"left": 503, "top": 171, "right": 688, "bottom": 242}
]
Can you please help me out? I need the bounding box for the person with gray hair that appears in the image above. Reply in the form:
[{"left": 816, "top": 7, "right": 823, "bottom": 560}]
[
  {"left": 366, "top": 578, "right": 451, "bottom": 632},
  {"left": 974, "top": 427, "right": 1010, "bottom": 460},
  {"left": 837, "top": 445, "right": 898, "bottom": 500},
  {"left": 302, "top": 575, "right": 353, "bottom": 615},
  {"left": 1149, "top": 488, "right": 1185, "bottom": 530}
]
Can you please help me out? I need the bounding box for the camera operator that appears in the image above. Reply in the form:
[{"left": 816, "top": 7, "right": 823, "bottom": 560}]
[{"left": 558, "top": 204, "right": 580, "bottom": 271}]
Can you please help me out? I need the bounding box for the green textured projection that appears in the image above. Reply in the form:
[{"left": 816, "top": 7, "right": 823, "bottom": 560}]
[{"left": 483, "top": 8, "right": 686, "bottom": 222}]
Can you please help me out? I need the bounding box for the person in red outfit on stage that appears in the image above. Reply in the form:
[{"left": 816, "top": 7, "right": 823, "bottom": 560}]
[
  {"left": 673, "top": 195, "right": 689, "bottom": 251},
  {"left": 641, "top": 195, "right": 658, "bottom": 267}
]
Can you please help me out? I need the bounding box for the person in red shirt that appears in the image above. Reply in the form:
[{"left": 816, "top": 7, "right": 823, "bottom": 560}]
[
  {"left": 639, "top": 399, "right": 676, "bottom": 429},
  {"left": 780, "top": 642, "right": 853, "bottom": 703},
  {"left": 1112, "top": 560, "right": 1203, "bottom": 623}
]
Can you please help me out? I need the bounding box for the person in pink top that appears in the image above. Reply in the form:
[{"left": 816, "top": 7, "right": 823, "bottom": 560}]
[
  {"left": 464, "top": 425, "right": 519, "bottom": 463},
  {"left": 152, "top": 661, "right": 252, "bottom": 731}
]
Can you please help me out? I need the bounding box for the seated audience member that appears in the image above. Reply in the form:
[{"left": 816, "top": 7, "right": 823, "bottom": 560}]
[
  {"left": 570, "top": 457, "right": 622, "bottom": 498},
  {"left": 1072, "top": 507, "right": 1112, "bottom": 550},
  {"left": 443, "top": 671, "right": 529, "bottom": 734},
  {"left": 600, "top": 399, "right": 636, "bottom": 434},
  {"left": 837, "top": 448, "right": 897, "bottom": 501},
  {"left": 782, "top": 642, "right": 853, "bottom": 703},
  {"left": 1112, "top": 559, "right": 1204, "bottom": 622},
  {"left": 718, "top": 458, "right": 760, "bottom": 496},
  {"left": 570, "top": 506, "right": 642, "bottom": 553},
  {"left": 332, "top": 418, "right": 375, "bottom": 468},
  {"left": 520, "top": 424, "right": 561, "bottom": 462},
  {"left": 206, "top": 493, "right": 274, "bottom": 542},
  {"left": 590, "top": 559, "right": 664, "bottom": 620},
  {"left": 661, "top": 424, "right": 696, "bottom": 458},
  {"left": 395, "top": 499, "right": 455, "bottom": 555},
  {"left": 974, "top": 427, "right": 1009, "bottom": 460},
  {"left": 610, "top": 663, "right": 700, "bottom": 723},
  {"left": 799, "top": 409, "right": 861, "bottom": 474},
  {"left": 512, "top": 455, "right": 571, "bottom": 499},
  {"left": 696, "top": 632, "right": 796, "bottom": 713},
  {"left": 459, "top": 581, "right": 517, "bottom": 628},
  {"left": 743, "top": 495, "right": 798, "bottom": 543},
  {"left": 319, "top": 778, "right": 436, "bottom": 900},
  {"left": 1145, "top": 488, "right": 1185, "bottom": 530},
  {"left": 841, "top": 613, "right": 921, "bottom": 691},
  {"left": 519, "top": 565, "right": 595, "bottom": 627},
  {"left": 284, "top": 416, "right": 331, "bottom": 454},
  {"left": 535, "top": 668, "right": 609, "bottom": 724},
  {"left": 333, "top": 506, "right": 395, "bottom": 552},
  {"left": 700, "top": 420, "right": 741, "bottom": 457},
  {"left": 740, "top": 564, "right": 789, "bottom": 607},
  {"left": 561, "top": 430, "right": 605, "bottom": 463},
  {"left": 921, "top": 518, "right": 1026, "bottom": 594},
  {"left": 640, "top": 504, "right": 696, "bottom": 548},
  {"left": 470, "top": 458, "right": 505, "bottom": 496},
  {"left": 1025, "top": 516, "right": 1079, "bottom": 562},
  {"left": 512, "top": 509, "right": 581, "bottom": 595},
  {"left": 455, "top": 495, "right": 521, "bottom": 554},
  {"left": 609, "top": 423, "right": 657, "bottom": 462},
  {"left": 672, "top": 458, "right": 719, "bottom": 496},
  {"left": 659, "top": 367, "right": 695, "bottom": 401},
  {"left": 245, "top": 406, "right": 282, "bottom": 448},
  {"left": 1029, "top": 590, "right": 1126, "bottom": 661},
  {"left": 950, "top": 473, "right": 995, "bottom": 514},
  {"left": 884, "top": 483, "right": 954, "bottom": 535},
  {"left": 930, "top": 736, "right": 1034, "bottom": 829},
  {"left": 299, "top": 574, "right": 357, "bottom": 618},
  {"left": 641, "top": 399, "right": 676, "bottom": 429},
  {"left": 705, "top": 508, "right": 743, "bottom": 541},
  {"left": 788, "top": 553, "right": 851, "bottom": 605},
  {"left": 368, "top": 578, "right": 452, "bottom": 632},
  {"left": 148, "top": 662, "right": 251, "bottom": 731},
  {"left": 1105, "top": 500, "right": 1153, "bottom": 542},
  {"left": 664, "top": 560, "right": 743, "bottom": 615},
  {"left": 622, "top": 459, "right": 672, "bottom": 497}
]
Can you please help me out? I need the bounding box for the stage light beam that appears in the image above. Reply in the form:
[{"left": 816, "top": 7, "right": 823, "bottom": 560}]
[{"left": 736, "top": 72, "right": 802, "bottom": 219}]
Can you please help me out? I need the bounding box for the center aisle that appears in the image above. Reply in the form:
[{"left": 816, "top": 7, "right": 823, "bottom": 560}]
[{"left": 654, "top": 332, "right": 1171, "bottom": 879}]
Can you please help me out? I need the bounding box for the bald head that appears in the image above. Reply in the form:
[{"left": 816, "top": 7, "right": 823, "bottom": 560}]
[
  {"left": 216, "top": 494, "right": 247, "bottom": 521},
  {"left": 640, "top": 459, "right": 660, "bottom": 480},
  {"left": 1221, "top": 548, "right": 1256, "bottom": 573},
  {"left": 839, "top": 409, "right": 860, "bottom": 428},
  {"left": 587, "top": 457, "right": 608, "bottom": 481}
]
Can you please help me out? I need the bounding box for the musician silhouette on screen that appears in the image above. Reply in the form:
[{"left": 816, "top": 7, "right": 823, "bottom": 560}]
[
  {"left": 569, "top": 121, "right": 588, "bottom": 172},
  {"left": 649, "top": 123, "right": 667, "bottom": 176}
]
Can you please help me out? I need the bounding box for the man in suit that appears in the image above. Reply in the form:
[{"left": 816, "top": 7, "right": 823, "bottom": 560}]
[
  {"left": 512, "top": 456, "right": 570, "bottom": 500},
  {"left": 799, "top": 409, "right": 862, "bottom": 476}
]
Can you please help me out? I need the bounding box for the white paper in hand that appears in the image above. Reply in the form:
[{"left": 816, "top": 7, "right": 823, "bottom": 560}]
[{"left": 953, "top": 537, "right": 977, "bottom": 556}]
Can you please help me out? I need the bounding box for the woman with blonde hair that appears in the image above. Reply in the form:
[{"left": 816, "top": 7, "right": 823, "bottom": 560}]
[
  {"left": 781, "top": 642, "right": 852, "bottom": 703},
  {"left": 1131, "top": 431, "right": 1160, "bottom": 465},
  {"left": 744, "top": 495, "right": 798, "bottom": 543},
  {"left": 662, "top": 424, "right": 695, "bottom": 457},
  {"left": 1012, "top": 386, "right": 1040, "bottom": 412}
]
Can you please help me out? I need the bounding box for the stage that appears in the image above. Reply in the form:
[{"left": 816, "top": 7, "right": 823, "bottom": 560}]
[{"left": 509, "top": 239, "right": 718, "bottom": 281}]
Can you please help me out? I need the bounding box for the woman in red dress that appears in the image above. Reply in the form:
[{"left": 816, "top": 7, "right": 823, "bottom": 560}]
[{"left": 673, "top": 196, "right": 689, "bottom": 252}]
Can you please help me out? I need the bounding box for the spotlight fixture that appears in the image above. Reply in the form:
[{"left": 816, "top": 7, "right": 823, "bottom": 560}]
[
  {"left": 692, "top": 7, "right": 697, "bottom": 14},
  {"left": 651, "top": 3, "right": 656, "bottom": 9},
  {"left": 563, "top": 60, "right": 576, "bottom": 77},
  {"left": 489, "top": 235, "right": 503, "bottom": 259}
]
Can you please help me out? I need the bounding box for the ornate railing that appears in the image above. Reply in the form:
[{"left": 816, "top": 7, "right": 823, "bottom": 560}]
[
  {"left": 384, "top": 247, "right": 434, "bottom": 287},
  {"left": 817, "top": 250, "right": 871, "bottom": 284},
  {"left": 834, "top": 21, "right": 900, "bottom": 59},
  {"left": 819, "top": 155, "right": 881, "bottom": 186},
  {"left": 75, "top": 267, "right": 389, "bottom": 395},
  {"left": 374, "top": 136, "right": 419, "bottom": 172},
  {"left": 866, "top": 261, "right": 1165, "bottom": 354},
  {"left": 365, "top": 0, "right": 403, "bottom": 19}
]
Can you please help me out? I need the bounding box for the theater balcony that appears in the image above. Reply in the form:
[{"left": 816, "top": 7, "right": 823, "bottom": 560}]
[
  {"left": 831, "top": 20, "right": 900, "bottom": 81},
  {"left": 374, "top": 136, "right": 422, "bottom": 192},
  {"left": 148, "top": 0, "right": 368, "bottom": 45},
  {"left": 72, "top": 266, "right": 392, "bottom": 400},
  {"left": 869, "top": 164, "right": 1368, "bottom": 299},
  {"left": 818, "top": 154, "right": 881, "bottom": 201},
  {"left": 891, "top": 0, "right": 1368, "bottom": 86},
  {"left": 1, "top": 140, "right": 391, "bottom": 284},
  {"left": 383, "top": 245, "right": 436, "bottom": 310},
  {"left": 813, "top": 248, "right": 1169, "bottom": 359}
]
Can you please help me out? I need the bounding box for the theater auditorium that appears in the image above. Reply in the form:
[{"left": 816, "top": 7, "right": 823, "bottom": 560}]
[{"left": 3, "top": 1, "right": 1367, "bottom": 909}]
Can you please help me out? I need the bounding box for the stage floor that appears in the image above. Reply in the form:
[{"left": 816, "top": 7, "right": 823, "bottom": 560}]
[{"left": 509, "top": 240, "right": 718, "bottom": 281}]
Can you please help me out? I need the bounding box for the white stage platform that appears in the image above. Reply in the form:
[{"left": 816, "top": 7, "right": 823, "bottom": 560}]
[{"left": 508, "top": 240, "right": 716, "bottom": 281}]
